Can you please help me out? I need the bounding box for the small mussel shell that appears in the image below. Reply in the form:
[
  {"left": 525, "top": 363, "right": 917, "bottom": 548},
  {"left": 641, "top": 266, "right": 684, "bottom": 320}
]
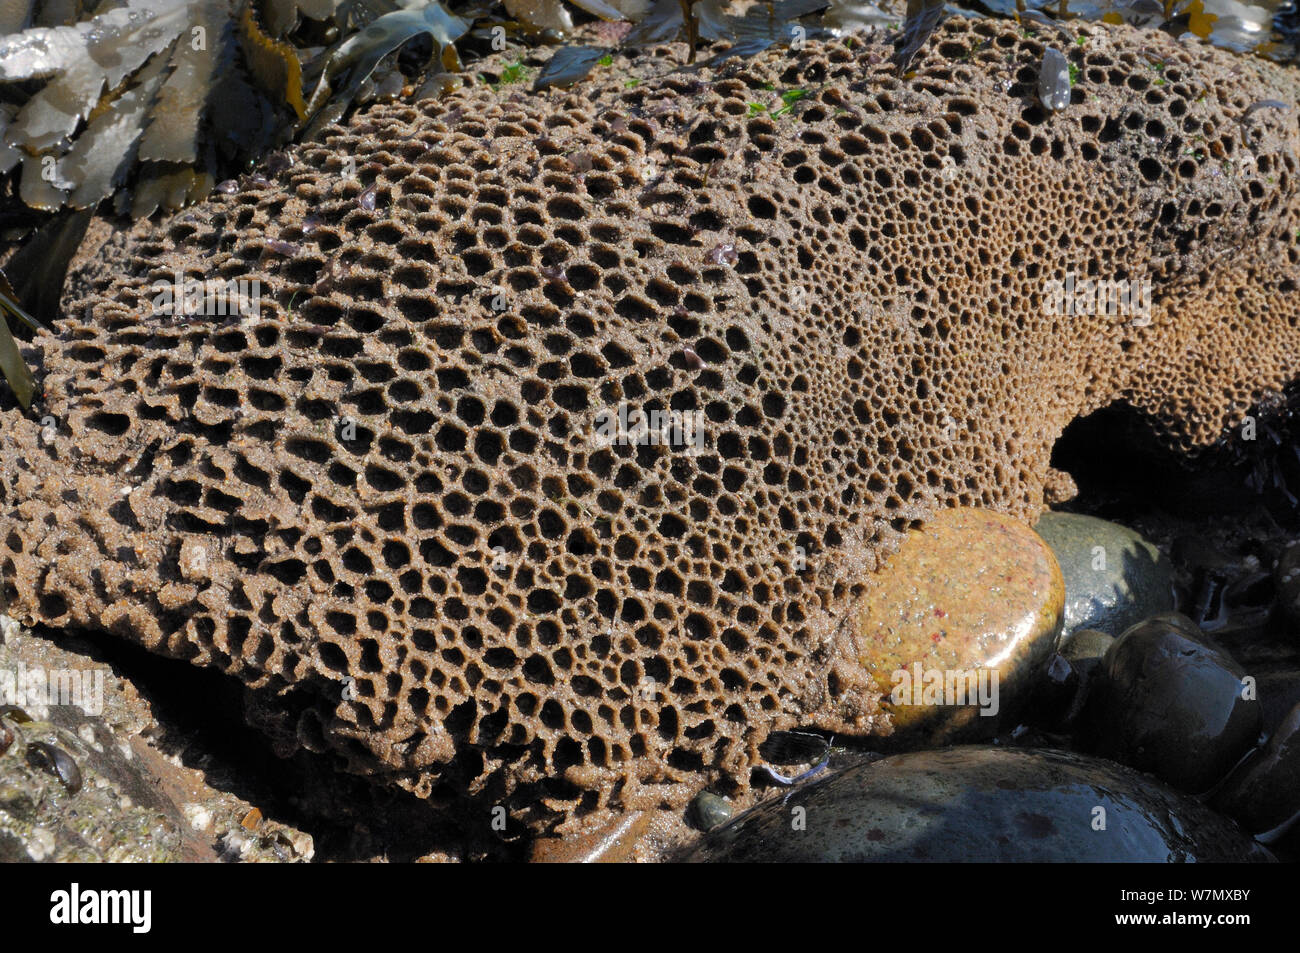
[
  {"left": 265, "top": 151, "right": 295, "bottom": 175},
  {"left": 26, "top": 741, "right": 83, "bottom": 794},
  {"left": 263, "top": 239, "right": 301, "bottom": 257},
  {"left": 758, "top": 729, "right": 831, "bottom": 764},
  {"left": 707, "top": 243, "right": 738, "bottom": 266},
  {"left": 0, "top": 704, "right": 33, "bottom": 724},
  {"left": 682, "top": 347, "right": 706, "bottom": 370},
  {"left": 1038, "top": 47, "right": 1072, "bottom": 112}
]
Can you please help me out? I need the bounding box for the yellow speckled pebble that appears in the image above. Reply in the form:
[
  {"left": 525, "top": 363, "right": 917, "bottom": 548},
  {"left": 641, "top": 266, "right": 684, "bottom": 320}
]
[{"left": 853, "top": 508, "right": 1065, "bottom": 741}]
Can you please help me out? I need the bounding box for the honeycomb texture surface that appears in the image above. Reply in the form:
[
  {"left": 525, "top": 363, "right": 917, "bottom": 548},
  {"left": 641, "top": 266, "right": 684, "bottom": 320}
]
[{"left": 3, "top": 19, "right": 1300, "bottom": 832}]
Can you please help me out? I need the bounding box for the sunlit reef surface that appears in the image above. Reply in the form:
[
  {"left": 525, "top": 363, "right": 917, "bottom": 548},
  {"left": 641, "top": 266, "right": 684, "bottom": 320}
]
[{"left": 2, "top": 18, "right": 1299, "bottom": 834}]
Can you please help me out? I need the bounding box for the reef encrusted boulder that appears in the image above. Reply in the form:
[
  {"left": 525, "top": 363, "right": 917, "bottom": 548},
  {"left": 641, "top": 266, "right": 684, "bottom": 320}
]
[{"left": 2, "top": 19, "right": 1299, "bottom": 833}]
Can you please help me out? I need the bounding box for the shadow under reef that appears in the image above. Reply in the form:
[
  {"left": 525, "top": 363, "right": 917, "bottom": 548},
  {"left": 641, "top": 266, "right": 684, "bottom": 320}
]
[{"left": 8, "top": 621, "right": 528, "bottom": 862}]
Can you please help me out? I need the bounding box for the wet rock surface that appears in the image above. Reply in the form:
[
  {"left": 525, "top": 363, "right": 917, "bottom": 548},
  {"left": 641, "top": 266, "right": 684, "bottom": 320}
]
[
  {"left": 852, "top": 508, "right": 1064, "bottom": 741},
  {"left": 0, "top": 622, "right": 189, "bottom": 861},
  {"left": 0, "top": 707, "right": 183, "bottom": 862},
  {"left": 1274, "top": 541, "right": 1300, "bottom": 640},
  {"left": 1258, "top": 670, "right": 1300, "bottom": 735},
  {"left": 1213, "top": 699, "right": 1300, "bottom": 840},
  {"left": 0, "top": 619, "right": 322, "bottom": 862},
  {"left": 1032, "top": 629, "right": 1117, "bottom": 729},
  {"left": 1059, "top": 628, "right": 1116, "bottom": 674},
  {"left": 0, "top": 615, "right": 537, "bottom": 861},
  {"left": 1034, "top": 512, "right": 1175, "bottom": 638},
  {"left": 529, "top": 809, "right": 690, "bottom": 863},
  {"left": 680, "top": 746, "right": 1274, "bottom": 862},
  {"left": 1088, "top": 613, "right": 1261, "bottom": 793}
]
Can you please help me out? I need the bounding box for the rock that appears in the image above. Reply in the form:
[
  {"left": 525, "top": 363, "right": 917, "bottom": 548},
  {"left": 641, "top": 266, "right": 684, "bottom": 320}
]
[
  {"left": 853, "top": 507, "right": 1064, "bottom": 741},
  {"left": 1089, "top": 613, "right": 1260, "bottom": 793},
  {"left": 1273, "top": 541, "right": 1300, "bottom": 638},
  {"left": 0, "top": 707, "right": 184, "bottom": 862},
  {"left": 1212, "top": 700, "right": 1300, "bottom": 840},
  {"left": 1030, "top": 651, "right": 1084, "bottom": 731},
  {"left": 215, "top": 815, "right": 316, "bottom": 863},
  {"left": 0, "top": 626, "right": 186, "bottom": 862},
  {"left": 0, "top": 621, "right": 313, "bottom": 862},
  {"left": 680, "top": 746, "right": 1272, "bottom": 862},
  {"left": 1035, "top": 629, "right": 1116, "bottom": 731},
  {"left": 1033, "top": 512, "right": 1175, "bottom": 638},
  {"left": 1258, "top": 671, "right": 1300, "bottom": 735},
  {"left": 689, "top": 792, "right": 734, "bottom": 831},
  {"left": 1058, "top": 628, "right": 1115, "bottom": 675}
]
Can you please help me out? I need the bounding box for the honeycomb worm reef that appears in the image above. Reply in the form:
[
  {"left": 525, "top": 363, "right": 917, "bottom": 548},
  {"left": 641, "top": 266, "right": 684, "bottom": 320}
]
[{"left": 2, "top": 19, "right": 1299, "bottom": 831}]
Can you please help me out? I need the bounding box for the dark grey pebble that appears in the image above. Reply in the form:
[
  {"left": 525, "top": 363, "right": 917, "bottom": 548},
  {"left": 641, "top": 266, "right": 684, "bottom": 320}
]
[
  {"left": 1034, "top": 512, "right": 1174, "bottom": 638},
  {"left": 1089, "top": 612, "right": 1260, "bottom": 793},
  {"left": 680, "top": 746, "right": 1272, "bottom": 862}
]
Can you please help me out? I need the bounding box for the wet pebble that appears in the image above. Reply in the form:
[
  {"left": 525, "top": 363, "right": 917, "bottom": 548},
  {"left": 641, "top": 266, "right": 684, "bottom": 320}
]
[
  {"left": 1035, "top": 627, "right": 1115, "bottom": 729},
  {"left": 1272, "top": 540, "right": 1300, "bottom": 639},
  {"left": 1089, "top": 612, "right": 1260, "bottom": 793},
  {"left": 689, "top": 792, "right": 734, "bottom": 831},
  {"left": 26, "top": 741, "right": 82, "bottom": 794},
  {"left": 853, "top": 507, "right": 1064, "bottom": 741},
  {"left": 1257, "top": 670, "right": 1300, "bottom": 735},
  {"left": 1059, "top": 627, "right": 1115, "bottom": 675},
  {"left": 1212, "top": 699, "right": 1300, "bottom": 840},
  {"left": 1034, "top": 512, "right": 1174, "bottom": 638},
  {"left": 681, "top": 746, "right": 1272, "bottom": 862}
]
